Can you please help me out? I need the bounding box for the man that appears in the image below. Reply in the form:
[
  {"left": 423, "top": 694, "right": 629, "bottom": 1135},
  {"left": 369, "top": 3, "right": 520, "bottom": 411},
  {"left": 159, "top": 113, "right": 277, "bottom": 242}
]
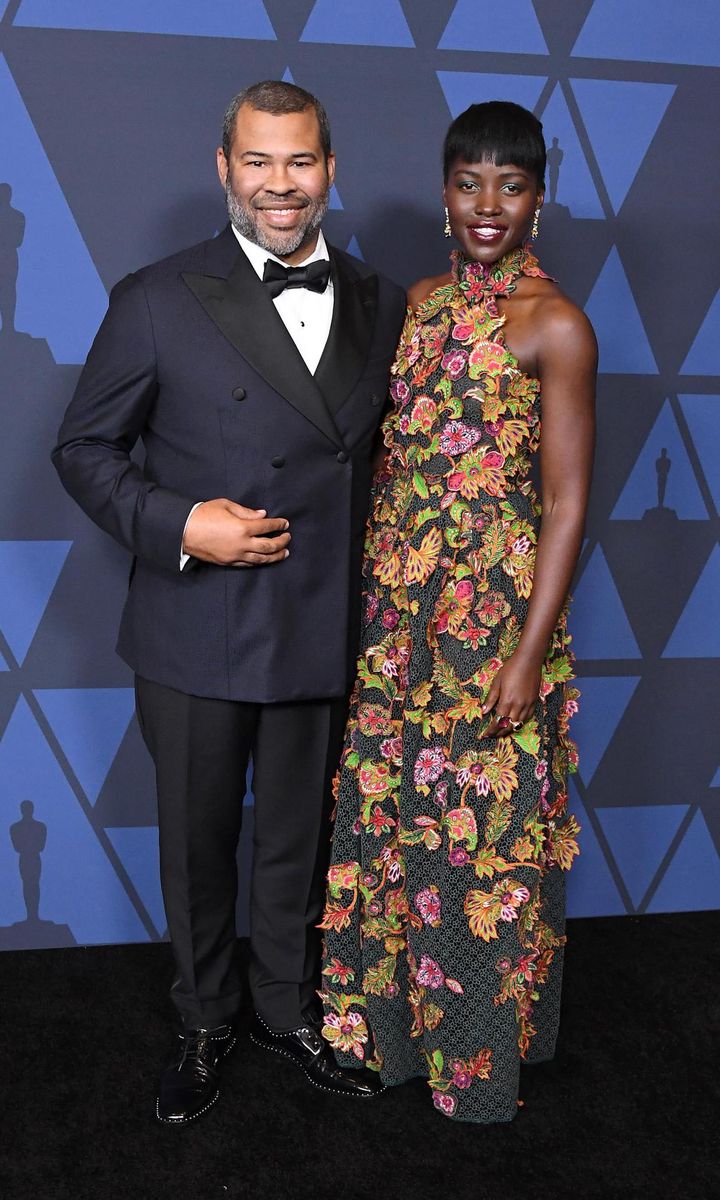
[{"left": 53, "top": 81, "right": 406, "bottom": 1124}]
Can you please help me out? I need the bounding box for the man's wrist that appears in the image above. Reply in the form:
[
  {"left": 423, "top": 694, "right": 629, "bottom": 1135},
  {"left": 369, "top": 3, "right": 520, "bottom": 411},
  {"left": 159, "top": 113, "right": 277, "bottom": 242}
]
[{"left": 180, "top": 501, "right": 204, "bottom": 570}]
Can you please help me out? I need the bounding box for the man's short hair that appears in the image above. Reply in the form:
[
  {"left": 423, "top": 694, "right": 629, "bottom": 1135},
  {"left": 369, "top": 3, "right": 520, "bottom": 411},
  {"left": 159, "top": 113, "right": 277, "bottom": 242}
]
[{"left": 222, "top": 80, "right": 332, "bottom": 161}]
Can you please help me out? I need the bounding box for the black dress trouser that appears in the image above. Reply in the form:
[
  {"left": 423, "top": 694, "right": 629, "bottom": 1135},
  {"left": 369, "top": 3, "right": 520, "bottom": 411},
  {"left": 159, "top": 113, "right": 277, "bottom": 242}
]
[{"left": 134, "top": 675, "right": 347, "bottom": 1032}]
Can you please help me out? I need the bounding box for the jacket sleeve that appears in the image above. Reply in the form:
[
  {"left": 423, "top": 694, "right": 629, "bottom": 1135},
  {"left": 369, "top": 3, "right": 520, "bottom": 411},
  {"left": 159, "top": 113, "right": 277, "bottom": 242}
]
[{"left": 51, "top": 272, "right": 197, "bottom": 573}]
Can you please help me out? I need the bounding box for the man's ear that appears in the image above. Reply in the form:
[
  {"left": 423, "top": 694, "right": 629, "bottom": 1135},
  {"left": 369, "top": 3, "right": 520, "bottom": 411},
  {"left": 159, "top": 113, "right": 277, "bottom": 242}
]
[
  {"left": 216, "top": 147, "right": 229, "bottom": 189},
  {"left": 326, "top": 152, "right": 337, "bottom": 189}
]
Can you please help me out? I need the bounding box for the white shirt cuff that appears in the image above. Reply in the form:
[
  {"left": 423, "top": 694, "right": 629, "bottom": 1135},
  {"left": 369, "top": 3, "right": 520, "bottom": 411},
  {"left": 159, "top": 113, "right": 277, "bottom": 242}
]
[{"left": 180, "top": 502, "right": 204, "bottom": 570}]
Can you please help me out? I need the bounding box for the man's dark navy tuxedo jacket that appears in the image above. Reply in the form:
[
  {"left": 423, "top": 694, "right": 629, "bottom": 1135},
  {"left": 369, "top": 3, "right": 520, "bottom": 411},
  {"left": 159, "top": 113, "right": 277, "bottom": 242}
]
[{"left": 53, "top": 225, "right": 406, "bottom": 702}]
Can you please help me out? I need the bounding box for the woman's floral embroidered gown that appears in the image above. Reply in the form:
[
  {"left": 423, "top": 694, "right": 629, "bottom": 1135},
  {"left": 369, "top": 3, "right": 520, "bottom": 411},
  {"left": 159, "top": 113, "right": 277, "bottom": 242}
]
[{"left": 320, "top": 246, "right": 581, "bottom": 1124}]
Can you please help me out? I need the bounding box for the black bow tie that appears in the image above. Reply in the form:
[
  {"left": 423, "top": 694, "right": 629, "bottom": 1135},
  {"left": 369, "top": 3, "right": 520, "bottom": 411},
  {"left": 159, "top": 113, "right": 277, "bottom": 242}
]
[{"left": 262, "top": 258, "right": 331, "bottom": 299}]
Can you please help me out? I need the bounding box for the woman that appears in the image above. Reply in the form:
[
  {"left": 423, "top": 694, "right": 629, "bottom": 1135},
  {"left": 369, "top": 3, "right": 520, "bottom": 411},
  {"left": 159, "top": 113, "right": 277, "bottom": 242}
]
[{"left": 319, "top": 101, "right": 596, "bottom": 1123}]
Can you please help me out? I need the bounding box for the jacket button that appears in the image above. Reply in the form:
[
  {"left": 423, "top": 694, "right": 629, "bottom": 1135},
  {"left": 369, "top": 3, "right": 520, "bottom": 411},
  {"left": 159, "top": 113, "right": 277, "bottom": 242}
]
[
  {"left": 271, "top": 456, "right": 285, "bottom": 468},
  {"left": 232, "top": 386, "right": 246, "bottom": 401},
  {"left": 336, "top": 450, "right": 349, "bottom": 464},
  {"left": 370, "top": 393, "right": 381, "bottom": 406}
]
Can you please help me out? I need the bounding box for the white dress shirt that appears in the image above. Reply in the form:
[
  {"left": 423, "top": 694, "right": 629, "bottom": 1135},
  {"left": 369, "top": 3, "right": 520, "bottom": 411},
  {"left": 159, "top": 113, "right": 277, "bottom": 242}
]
[{"left": 180, "top": 226, "right": 334, "bottom": 568}]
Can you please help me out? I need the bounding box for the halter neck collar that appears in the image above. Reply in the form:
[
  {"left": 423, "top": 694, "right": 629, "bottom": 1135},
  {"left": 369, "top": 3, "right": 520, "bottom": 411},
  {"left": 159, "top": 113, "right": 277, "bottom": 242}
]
[{"left": 451, "top": 243, "right": 551, "bottom": 303}]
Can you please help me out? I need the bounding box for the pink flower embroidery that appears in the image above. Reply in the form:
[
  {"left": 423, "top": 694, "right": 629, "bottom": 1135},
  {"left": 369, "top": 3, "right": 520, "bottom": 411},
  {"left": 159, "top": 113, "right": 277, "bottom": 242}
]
[
  {"left": 415, "top": 886, "right": 442, "bottom": 927},
  {"left": 413, "top": 747, "right": 446, "bottom": 786},
  {"left": 416, "top": 954, "right": 445, "bottom": 989},
  {"left": 439, "top": 421, "right": 482, "bottom": 457},
  {"left": 432, "top": 1091, "right": 457, "bottom": 1116}
]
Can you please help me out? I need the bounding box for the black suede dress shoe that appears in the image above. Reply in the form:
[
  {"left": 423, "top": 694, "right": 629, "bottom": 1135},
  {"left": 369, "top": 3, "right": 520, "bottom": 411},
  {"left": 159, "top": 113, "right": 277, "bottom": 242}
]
[
  {"left": 249, "top": 1012, "right": 383, "bottom": 1098},
  {"left": 156, "top": 1024, "right": 236, "bottom": 1124}
]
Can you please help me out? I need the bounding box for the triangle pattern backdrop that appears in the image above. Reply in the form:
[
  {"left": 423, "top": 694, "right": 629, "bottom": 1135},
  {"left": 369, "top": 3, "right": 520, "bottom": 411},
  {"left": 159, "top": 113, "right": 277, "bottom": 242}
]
[
  {"left": 438, "top": 0, "right": 547, "bottom": 55},
  {"left": 572, "top": 0, "right": 720, "bottom": 69},
  {"left": 300, "top": 0, "right": 414, "bottom": 47},
  {"left": 611, "top": 400, "right": 709, "bottom": 520},
  {"left": 13, "top": 0, "right": 278, "bottom": 38},
  {"left": 0, "top": 542, "right": 72, "bottom": 665},
  {"left": 34, "top": 689, "right": 136, "bottom": 805},
  {"left": 0, "top": 0, "right": 717, "bottom": 948},
  {"left": 0, "top": 56, "right": 107, "bottom": 362},
  {"left": 569, "top": 79, "right": 675, "bottom": 213}
]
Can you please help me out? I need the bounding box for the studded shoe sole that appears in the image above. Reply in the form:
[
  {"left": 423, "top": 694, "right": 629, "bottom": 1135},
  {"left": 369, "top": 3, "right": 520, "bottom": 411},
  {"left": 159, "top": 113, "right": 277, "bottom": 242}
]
[
  {"left": 155, "top": 1028, "right": 237, "bottom": 1125},
  {"left": 250, "top": 1018, "right": 381, "bottom": 1099}
]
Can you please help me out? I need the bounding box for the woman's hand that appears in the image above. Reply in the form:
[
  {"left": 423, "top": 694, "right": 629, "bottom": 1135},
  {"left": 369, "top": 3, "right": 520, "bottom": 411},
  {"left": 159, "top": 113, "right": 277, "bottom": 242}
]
[{"left": 482, "top": 652, "right": 542, "bottom": 737}]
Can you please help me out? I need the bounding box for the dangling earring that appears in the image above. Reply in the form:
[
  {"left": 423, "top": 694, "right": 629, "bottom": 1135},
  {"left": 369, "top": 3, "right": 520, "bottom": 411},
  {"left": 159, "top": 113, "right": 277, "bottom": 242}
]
[
  {"left": 444, "top": 206, "right": 452, "bottom": 238},
  {"left": 531, "top": 207, "right": 541, "bottom": 240}
]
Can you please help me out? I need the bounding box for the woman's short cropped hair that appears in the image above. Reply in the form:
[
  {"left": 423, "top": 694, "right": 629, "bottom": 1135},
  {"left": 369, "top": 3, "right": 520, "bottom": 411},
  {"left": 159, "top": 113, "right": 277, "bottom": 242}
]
[{"left": 443, "top": 100, "right": 546, "bottom": 188}]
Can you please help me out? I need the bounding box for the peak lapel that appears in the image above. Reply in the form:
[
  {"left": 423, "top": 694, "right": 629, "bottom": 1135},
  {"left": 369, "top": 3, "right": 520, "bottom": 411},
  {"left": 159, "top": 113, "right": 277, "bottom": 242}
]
[
  {"left": 182, "top": 237, "right": 345, "bottom": 450},
  {"left": 314, "top": 249, "right": 378, "bottom": 416}
]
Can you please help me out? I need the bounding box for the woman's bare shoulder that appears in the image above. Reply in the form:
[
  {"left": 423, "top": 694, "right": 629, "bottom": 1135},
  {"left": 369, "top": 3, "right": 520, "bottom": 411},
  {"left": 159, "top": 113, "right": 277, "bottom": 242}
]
[{"left": 407, "top": 272, "right": 453, "bottom": 312}]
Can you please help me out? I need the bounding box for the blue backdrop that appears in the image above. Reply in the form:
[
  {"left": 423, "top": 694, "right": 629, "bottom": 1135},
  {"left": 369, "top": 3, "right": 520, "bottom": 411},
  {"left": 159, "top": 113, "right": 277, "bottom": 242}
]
[{"left": 1, "top": 0, "right": 718, "bottom": 950}]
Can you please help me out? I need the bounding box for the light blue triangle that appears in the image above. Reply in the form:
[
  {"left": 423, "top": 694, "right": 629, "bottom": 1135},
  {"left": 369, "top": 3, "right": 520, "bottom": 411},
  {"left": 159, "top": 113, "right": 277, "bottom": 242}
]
[
  {"left": 572, "top": 0, "right": 720, "bottom": 68},
  {"left": 612, "top": 400, "right": 709, "bottom": 520},
  {"left": 0, "top": 1, "right": 10, "bottom": 18},
  {"left": 538, "top": 84, "right": 604, "bottom": 217},
  {"left": 572, "top": 676, "right": 640, "bottom": 784},
  {"left": 14, "top": 0, "right": 277, "bottom": 37},
  {"left": 0, "top": 648, "right": 8, "bottom": 671},
  {"left": 680, "top": 289, "right": 720, "bottom": 374},
  {"left": 0, "top": 698, "right": 148, "bottom": 941},
  {"left": 647, "top": 811, "right": 720, "bottom": 912},
  {"left": 281, "top": 67, "right": 295, "bottom": 83},
  {"left": 300, "top": 0, "right": 414, "bottom": 46},
  {"left": 596, "top": 803, "right": 688, "bottom": 908},
  {"left": 0, "top": 541, "right": 72, "bottom": 665},
  {"left": 663, "top": 545, "right": 720, "bottom": 658},
  {"left": 569, "top": 546, "right": 641, "bottom": 658},
  {"left": 34, "top": 688, "right": 135, "bottom": 804},
  {"left": 437, "top": 71, "right": 547, "bottom": 120},
  {"left": 565, "top": 783, "right": 626, "bottom": 917},
  {"left": 329, "top": 184, "right": 343, "bottom": 211},
  {"left": 106, "top": 827, "right": 166, "bottom": 934},
  {"left": 585, "top": 246, "right": 657, "bottom": 374},
  {"left": 570, "top": 79, "right": 675, "bottom": 213},
  {"left": 678, "top": 395, "right": 720, "bottom": 512},
  {"left": 438, "top": 0, "right": 547, "bottom": 53},
  {"left": 0, "top": 56, "right": 108, "bottom": 363},
  {"left": 711, "top": 765, "right": 720, "bottom": 788},
  {"left": 346, "top": 235, "right": 364, "bottom": 261}
]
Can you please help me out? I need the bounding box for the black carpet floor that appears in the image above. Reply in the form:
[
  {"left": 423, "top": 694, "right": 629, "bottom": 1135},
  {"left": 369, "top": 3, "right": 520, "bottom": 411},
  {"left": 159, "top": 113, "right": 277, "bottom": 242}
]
[{"left": 2, "top": 912, "right": 719, "bottom": 1200}]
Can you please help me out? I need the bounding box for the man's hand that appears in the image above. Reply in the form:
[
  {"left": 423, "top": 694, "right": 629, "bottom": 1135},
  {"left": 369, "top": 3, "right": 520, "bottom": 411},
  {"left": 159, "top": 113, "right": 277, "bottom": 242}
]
[{"left": 182, "top": 499, "right": 290, "bottom": 567}]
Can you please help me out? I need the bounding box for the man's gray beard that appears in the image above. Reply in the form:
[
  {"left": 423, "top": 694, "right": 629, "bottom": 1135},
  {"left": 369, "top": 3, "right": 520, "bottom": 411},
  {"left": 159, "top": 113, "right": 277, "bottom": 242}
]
[{"left": 225, "top": 181, "right": 329, "bottom": 259}]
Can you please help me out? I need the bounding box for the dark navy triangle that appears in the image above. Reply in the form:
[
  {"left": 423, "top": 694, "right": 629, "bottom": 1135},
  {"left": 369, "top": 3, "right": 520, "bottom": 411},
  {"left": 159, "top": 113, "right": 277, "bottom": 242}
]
[
  {"left": 106, "top": 827, "right": 166, "bottom": 935},
  {"left": 34, "top": 688, "right": 136, "bottom": 804},
  {"left": 596, "top": 803, "right": 688, "bottom": 908},
  {"left": 584, "top": 246, "right": 658, "bottom": 374},
  {"left": 680, "top": 288, "right": 720, "bottom": 374},
  {"left": 438, "top": 0, "right": 547, "bottom": 53},
  {"left": 647, "top": 811, "right": 720, "bottom": 912},
  {"left": 537, "top": 84, "right": 603, "bottom": 217},
  {"left": 663, "top": 545, "right": 720, "bottom": 658},
  {"left": 678, "top": 395, "right": 720, "bottom": 512},
  {"left": 565, "top": 783, "right": 626, "bottom": 917},
  {"left": 14, "top": 0, "right": 277, "bottom": 37},
  {"left": 612, "top": 399, "right": 709, "bottom": 520},
  {"left": 0, "top": 541, "right": 71, "bottom": 665},
  {"left": 437, "top": 71, "right": 547, "bottom": 120},
  {"left": 346, "top": 235, "right": 364, "bottom": 261},
  {"left": 0, "top": 698, "right": 147, "bottom": 942},
  {"left": 572, "top": 676, "right": 640, "bottom": 784},
  {"left": 300, "top": 0, "right": 414, "bottom": 46},
  {"left": 572, "top": 0, "right": 720, "bottom": 68},
  {"left": 570, "top": 545, "right": 641, "bottom": 658},
  {"left": 0, "top": 56, "right": 107, "bottom": 363},
  {"left": 570, "top": 79, "right": 675, "bottom": 213}
]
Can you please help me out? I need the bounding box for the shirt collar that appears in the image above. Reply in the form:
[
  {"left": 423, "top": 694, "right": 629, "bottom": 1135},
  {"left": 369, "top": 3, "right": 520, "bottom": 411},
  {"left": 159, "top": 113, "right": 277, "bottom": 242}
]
[{"left": 231, "top": 226, "right": 330, "bottom": 281}]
